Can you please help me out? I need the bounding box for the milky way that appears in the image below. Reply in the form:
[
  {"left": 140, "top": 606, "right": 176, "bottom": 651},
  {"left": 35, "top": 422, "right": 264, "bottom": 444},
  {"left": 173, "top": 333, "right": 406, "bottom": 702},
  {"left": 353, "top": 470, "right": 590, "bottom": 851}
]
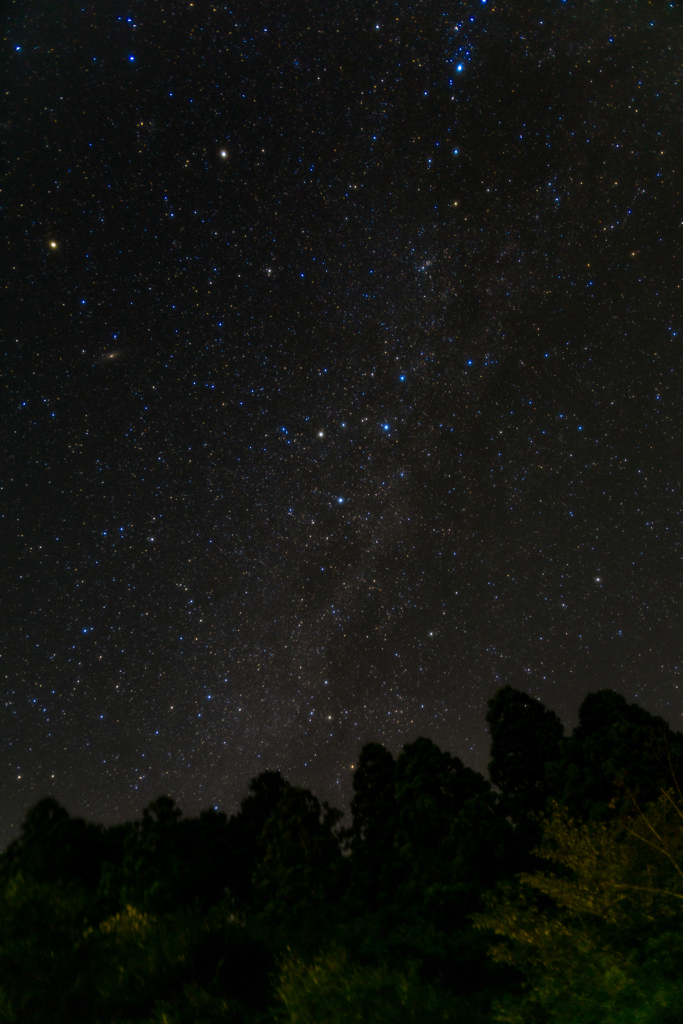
[{"left": 3, "top": 0, "right": 682, "bottom": 844}]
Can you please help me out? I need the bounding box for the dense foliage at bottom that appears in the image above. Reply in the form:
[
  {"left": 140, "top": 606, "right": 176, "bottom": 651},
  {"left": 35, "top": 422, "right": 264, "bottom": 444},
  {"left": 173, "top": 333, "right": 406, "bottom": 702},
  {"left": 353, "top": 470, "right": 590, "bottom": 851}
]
[{"left": 1, "top": 686, "right": 683, "bottom": 1023}]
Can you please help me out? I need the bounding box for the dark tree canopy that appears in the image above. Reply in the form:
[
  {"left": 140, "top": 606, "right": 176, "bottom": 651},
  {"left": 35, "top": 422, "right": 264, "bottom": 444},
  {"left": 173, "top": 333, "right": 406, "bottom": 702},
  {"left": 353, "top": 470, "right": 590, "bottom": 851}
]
[
  {"left": 349, "top": 742, "right": 397, "bottom": 851},
  {"left": 346, "top": 742, "right": 399, "bottom": 909},
  {"left": 224, "top": 769, "right": 290, "bottom": 906},
  {"left": 0, "top": 796, "right": 106, "bottom": 891},
  {"left": 553, "top": 689, "right": 683, "bottom": 820},
  {"left": 486, "top": 685, "right": 565, "bottom": 821},
  {"left": 253, "top": 785, "right": 344, "bottom": 923},
  {"left": 0, "top": 687, "right": 680, "bottom": 1024}
]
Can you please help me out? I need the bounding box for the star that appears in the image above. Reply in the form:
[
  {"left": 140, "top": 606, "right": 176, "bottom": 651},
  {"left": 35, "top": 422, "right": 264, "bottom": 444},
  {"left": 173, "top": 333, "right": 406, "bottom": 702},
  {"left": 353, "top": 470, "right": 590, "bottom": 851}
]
[{"left": 4, "top": 0, "right": 681, "bottom": 860}]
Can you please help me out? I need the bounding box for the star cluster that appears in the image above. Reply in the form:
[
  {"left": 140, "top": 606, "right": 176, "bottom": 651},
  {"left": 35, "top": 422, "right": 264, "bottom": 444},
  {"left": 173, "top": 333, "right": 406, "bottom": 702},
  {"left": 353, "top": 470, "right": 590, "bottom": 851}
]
[{"left": 2, "top": 0, "right": 682, "bottom": 843}]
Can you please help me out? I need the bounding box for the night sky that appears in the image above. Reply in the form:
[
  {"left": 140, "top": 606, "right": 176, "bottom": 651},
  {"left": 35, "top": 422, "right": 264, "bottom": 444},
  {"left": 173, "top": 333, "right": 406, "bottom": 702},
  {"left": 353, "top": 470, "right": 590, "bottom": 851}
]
[{"left": 3, "top": 0, "right": 682, "bottom": 845}]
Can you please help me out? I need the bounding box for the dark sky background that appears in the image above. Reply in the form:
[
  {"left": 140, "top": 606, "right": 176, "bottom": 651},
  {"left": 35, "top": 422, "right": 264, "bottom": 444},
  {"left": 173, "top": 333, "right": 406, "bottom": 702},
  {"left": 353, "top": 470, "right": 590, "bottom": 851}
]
[{"left": 3, "top": 0, "right": 682, "bottom": 846}]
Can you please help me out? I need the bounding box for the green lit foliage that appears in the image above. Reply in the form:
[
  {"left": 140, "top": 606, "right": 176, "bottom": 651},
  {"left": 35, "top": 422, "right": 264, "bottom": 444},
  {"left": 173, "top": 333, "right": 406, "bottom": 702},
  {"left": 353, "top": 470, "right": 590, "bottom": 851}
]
[
  {"left": 0, "top": 874, "right": 94, "bottom": 1024},
  {"left": 2, "top": 687, "right": 680, "bottom": 1024},
  {"left": 147, "top": 982, "right": 266, "bottom": 1024},
  {"left": 92, "top": 903, "right": 272, "bottom": 1023},
  {"left": 475, "top": 789, "right": 683, "bottom": 1024},
  {"left": 275, "top": 947, "right": 465, "bottom": 1024}
]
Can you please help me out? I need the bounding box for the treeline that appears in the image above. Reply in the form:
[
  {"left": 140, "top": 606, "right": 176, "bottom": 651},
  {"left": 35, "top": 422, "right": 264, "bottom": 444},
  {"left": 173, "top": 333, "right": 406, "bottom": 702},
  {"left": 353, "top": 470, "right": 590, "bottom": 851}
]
[{"left": 2, "top": 687, "right": 683, "bottom": 1023}]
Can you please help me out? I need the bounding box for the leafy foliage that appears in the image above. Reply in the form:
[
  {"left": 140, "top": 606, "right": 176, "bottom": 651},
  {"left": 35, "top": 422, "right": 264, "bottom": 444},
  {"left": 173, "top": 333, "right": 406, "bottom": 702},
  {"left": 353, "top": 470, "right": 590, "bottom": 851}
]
[
  {"left": 276, "top": 947, "right": 471, "bottom": 1024},
  {"left": 475, "top": 791, "right": 683, "bottom": 1023},
  {"left": 0, "top": 686, "right": 680, "bottom": 1023}
]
